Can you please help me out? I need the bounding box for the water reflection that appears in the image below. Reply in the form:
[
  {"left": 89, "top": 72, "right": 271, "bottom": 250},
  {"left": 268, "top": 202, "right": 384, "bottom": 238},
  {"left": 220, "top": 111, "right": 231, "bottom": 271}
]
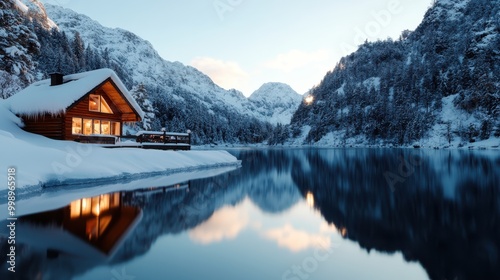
[
  {"left": 291, "top": 148, "right": 500, "bottom": 280},
  {"left": 0, "top": 183, "right": 190, "bottom": 280},
  {"left": 0, "top": 148, "right": 498, "bottom": 280},
  {"left": 20, "top": 191, "right": 141, "bottom": 258},
  {"left": 188, "top": 205, "right": 249, "bottom": 245}
]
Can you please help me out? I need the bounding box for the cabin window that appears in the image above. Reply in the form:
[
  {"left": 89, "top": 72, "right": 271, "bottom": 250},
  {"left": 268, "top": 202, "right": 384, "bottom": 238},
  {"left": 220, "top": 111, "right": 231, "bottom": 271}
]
[
  {"left": 89, "top": 94, "right": 113, "bottom": 114},
  {"left": 83, "top": 119, "right": 92, "bottom": 135},
  {"left": 89, "top": 94, "right": 100, "bottom": 112},
  {"left": 101, "top": 121, "right": 111, "bottom": 135},
  {"left": 72, "top": 117, "right": 121, "bottom": 136},
  {"left": 101, "top": 98, "right": 113, "bottom": 113},
  {"left": 72, "top": 117, "right": 82, "bottom": 134},
  {"left": 93, "top": 120, "right": 101, "bottom": 134}
]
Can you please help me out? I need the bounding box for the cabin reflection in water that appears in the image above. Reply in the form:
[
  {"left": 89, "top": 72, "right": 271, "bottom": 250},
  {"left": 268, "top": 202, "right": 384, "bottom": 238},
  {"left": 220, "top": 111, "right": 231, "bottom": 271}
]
[{"left": 19, "top": 192, "right": 142, "bottom": 259}]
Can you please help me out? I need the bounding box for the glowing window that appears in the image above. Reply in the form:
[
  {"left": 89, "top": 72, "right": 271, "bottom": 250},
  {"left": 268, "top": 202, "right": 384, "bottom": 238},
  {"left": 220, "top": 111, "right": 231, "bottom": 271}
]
[
  {"left": 83, "top": 119, "right": 92, "bottom": 135},
  {"left": 89, "top": 94, "right": 100, "bottom": 112},
  {"left": 72, "top": 118, "right": 82, "bottom": 134},
  {"left": 70, "top": 199, "right": 81, "bottom": 219},
  {"left": 89, "top": 94, "right": 113, "bottom": 114},
  {"left": 99, "top": 194, "right": 110, "bottom": 212},
  {"left": 92, "top": 196, "right": 100, "bottom": 216},
  {"left": 101, "top": 121, "right": 111, "bottom": 135},
  {"left": 81, "top": 198, "right": 92, "bottom": 215},
  {"left": 93, "top": 120, "right": 101, "bottom": 134},
  {"left": 100, "top": 98, "right": 113, "bottom": 114}
]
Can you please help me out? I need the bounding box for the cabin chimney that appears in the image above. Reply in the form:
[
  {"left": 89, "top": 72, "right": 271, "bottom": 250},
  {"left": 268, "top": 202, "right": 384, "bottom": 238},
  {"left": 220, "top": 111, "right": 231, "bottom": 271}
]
[{"left": 50, "top": 72, "right": 64, "bottom": 86}]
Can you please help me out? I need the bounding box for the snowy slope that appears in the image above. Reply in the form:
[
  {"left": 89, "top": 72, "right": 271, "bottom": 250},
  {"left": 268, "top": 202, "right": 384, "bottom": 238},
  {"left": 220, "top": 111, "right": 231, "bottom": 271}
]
[
  {"left": 0, "top": 99, "right": 240, "bottom": 189},
  {"left": 248, "top": 82, "right": 303, "bottom": 124}
]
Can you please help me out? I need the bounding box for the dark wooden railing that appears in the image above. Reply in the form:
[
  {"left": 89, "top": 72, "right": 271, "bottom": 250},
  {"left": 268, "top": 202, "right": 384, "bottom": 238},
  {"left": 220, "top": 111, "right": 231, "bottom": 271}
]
[
  {"left": 127, "top": 131, "right": 191, "bottom": 150},
  {"left": 74, "top": 134, "right": 118, "bottom": 144},
  {"left": 135, "top": 131, "right": 191, "bottom": 146},
  {"left": 75, "top": 131, "right": 191, "bottom": 150}
]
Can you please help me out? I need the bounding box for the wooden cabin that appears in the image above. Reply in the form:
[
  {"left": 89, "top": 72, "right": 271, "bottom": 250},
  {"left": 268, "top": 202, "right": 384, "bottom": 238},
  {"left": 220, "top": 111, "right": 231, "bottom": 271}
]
[{"left": 7, "top": 69, "right": 144, "bottom": 142}]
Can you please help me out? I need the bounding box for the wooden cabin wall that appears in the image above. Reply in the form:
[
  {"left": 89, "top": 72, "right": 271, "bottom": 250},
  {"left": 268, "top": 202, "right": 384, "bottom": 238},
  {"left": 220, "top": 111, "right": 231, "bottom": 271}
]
[
  {"left": 22, "top": 114, "right": 64, "bottom": 140},
  {"left": 64, "top": 92, "right": 122, "bottom": 140}
]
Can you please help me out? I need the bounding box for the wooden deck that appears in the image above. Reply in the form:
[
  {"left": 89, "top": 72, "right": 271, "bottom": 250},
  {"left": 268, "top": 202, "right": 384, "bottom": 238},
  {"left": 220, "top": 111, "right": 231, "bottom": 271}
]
[
  {"left": 76, "top": 131, "right": 191, "bottom": 150},
  {"left": 75, "top": 134, "right": 118, "bottom": 145}
]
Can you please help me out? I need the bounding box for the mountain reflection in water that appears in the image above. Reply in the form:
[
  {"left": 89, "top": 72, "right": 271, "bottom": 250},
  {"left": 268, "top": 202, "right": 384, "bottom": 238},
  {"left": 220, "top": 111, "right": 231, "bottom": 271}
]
[
  {"left": 291, "top": 149, "right": 500, "bottom": 280},
  {"left": 0, "top": 148, "right": 498, "bottom": 280}
]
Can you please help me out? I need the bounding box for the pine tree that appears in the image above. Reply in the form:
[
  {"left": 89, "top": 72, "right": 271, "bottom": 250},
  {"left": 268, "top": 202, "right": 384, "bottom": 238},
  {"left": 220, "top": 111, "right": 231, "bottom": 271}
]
[
  {"left": 0, "top": 0, "right": 40, "bottom": 90},
  {"left": 72, "top": 31, "right": 85, "bottom": 69}
]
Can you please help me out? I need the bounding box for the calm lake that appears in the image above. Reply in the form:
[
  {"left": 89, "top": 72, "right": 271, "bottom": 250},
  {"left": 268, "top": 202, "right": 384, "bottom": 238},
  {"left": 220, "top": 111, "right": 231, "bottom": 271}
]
[{"left": 2, "top": 148, "right": 500, "bottom": 280}]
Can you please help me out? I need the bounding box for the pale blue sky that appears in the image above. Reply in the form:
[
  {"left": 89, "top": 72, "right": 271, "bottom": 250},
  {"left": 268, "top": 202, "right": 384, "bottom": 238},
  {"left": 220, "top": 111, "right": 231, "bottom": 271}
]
[{"left": 42, "top": 0, "right": 432, "bottom": 96}]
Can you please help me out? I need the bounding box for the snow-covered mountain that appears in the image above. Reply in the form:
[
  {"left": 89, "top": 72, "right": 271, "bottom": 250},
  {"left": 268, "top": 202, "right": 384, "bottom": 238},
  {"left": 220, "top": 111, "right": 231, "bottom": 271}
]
[
  {"left": 289, "top": 0, "right": 500, "bottom": 147},
  {"left": 0, "top": 0, "right": 282, "bottom": 144},
  {"left": 8, "top": 0, "right": 497, "bottom": 147},
  {"left": 38, "top": 1, "right": 299, "bottom": 126},
  {"left": 248, "top": 82, "right": 303, "bottom": 124},
  {"left": 41, "top": 3, "right": 259, "bottom": 118}
]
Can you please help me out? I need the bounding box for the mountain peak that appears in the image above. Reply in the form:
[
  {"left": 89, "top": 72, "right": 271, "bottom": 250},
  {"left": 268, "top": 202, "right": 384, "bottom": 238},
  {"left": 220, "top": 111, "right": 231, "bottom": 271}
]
[
  {"left": 249, "top": 82, "right": 301, "bottom": 101},
  {"left": 248, "top": 82, "right": 303, "bottom": 125}
]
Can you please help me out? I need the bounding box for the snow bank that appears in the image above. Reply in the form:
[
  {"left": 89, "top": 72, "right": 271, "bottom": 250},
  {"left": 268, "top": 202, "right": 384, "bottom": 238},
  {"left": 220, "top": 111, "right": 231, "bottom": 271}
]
[{"left": 0, "top": 100, "right": 240, "bottom": 189}]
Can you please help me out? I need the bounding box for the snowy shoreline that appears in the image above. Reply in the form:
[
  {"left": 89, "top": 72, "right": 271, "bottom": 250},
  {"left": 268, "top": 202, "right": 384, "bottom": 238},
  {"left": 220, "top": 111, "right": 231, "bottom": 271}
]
[
  {"left": 1, "top": 139, "right": 241, "bottom": 190},
  {"left": 0, "top": 100, "right": 241, "bottom": 190},
  {"left": 194, "top": 140, "right": 500, "bottom": 151}
]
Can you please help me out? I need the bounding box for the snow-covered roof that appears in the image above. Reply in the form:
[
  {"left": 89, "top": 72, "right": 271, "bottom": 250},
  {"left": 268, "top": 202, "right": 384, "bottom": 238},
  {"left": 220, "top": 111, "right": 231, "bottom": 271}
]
[{"left": 7, "top": 68, "right": 144, "bottom": 119}]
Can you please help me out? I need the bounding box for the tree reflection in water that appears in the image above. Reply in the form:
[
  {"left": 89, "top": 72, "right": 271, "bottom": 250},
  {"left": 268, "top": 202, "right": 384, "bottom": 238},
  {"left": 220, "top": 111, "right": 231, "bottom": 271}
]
[{"left": 292, "top": 149, "right": 500, "bottom": 280}]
